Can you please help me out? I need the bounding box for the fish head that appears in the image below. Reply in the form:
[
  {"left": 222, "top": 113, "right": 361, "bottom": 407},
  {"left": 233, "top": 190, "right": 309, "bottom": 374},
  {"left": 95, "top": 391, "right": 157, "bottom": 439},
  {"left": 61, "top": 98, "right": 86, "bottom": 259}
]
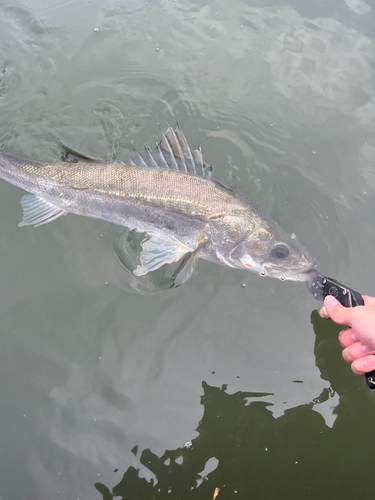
[{"left": 209, "top": 212, "right": 318, "bottom": 282}]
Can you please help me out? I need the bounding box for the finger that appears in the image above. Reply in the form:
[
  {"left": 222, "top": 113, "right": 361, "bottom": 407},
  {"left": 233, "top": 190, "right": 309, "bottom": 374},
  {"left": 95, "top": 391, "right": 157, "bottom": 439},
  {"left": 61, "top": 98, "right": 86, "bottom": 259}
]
[
  {"left": 321, "top": 296, "right": 354, "bottom": 326},
  {"left": 363, "top": 295, "right": 375, "bottom": 307},
  {"left": 319, "top": 306, "right": 330, "bottom": 320},
  {"left": 338, "top": 328, "right": 358, "bottom": 347},
  {"left": 342, "top": 342, "right": 375, "bottom": 363},
  {"left": 351, "top": 355, "right": 375, "bottom": 376}
]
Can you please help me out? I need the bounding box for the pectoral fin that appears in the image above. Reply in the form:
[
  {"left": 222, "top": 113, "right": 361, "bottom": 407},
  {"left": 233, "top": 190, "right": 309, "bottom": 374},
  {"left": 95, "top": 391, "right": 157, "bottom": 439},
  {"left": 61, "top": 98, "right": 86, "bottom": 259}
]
[
  {"left": 134, "top": 233, "right": 191, "bottom": 276},
  {"left": 172, "top": 233, "right": 208, "bottom": 287},
  {"left": 19, "top": 194, "right": 68, "bottom": 227},
  {"left": 58, "top": 141, "right": 103, "bottom": 163}
]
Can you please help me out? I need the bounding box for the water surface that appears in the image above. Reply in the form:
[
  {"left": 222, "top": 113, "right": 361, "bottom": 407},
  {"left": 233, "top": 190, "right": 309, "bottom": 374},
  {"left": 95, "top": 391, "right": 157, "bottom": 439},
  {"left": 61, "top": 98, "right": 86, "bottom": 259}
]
[{"left": 0, "top": 0, "right": 375, "bottom": 498}]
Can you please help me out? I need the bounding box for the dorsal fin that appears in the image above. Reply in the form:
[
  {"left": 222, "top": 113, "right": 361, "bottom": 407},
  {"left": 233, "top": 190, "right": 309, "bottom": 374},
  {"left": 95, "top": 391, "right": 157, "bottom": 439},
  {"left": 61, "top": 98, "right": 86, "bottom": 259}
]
[{"left": 124, "top": 124, "right": 212, "bottom": 180}]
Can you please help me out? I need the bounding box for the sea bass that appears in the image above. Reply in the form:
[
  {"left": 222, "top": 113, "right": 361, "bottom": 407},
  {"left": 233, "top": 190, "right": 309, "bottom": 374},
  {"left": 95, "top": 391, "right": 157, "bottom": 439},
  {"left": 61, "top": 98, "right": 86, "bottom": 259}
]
[{"left": 0, "top": 125, "right": 317, "bottom": 286}]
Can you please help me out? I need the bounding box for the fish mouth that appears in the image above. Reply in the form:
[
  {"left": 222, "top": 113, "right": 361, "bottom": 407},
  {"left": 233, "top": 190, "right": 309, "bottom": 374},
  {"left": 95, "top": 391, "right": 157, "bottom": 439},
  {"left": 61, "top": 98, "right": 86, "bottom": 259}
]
[
  {"left": 284, "top": 266, "right": 320, "bottom": 282},
  {"left": 263, "top": 262, "right": 319, "bottom": 282}
]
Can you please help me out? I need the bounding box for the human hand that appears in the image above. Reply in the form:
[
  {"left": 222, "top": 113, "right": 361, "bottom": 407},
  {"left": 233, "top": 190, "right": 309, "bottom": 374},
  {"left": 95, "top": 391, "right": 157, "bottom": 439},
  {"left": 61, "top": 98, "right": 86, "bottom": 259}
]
[{"left": 319, "top": 295, "right": 375, "bottom": 376}]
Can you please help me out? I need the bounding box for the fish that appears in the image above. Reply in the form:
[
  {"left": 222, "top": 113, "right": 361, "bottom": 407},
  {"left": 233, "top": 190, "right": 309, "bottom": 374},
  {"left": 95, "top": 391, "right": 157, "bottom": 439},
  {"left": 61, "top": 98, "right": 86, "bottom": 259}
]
[{"left": 0, "top": 124, "right": 318, "bottom": 286}]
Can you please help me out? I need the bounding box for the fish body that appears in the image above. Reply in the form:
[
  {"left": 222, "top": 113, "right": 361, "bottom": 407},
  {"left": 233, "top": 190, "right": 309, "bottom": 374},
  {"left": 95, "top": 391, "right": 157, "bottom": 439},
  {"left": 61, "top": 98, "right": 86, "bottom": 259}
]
[{"left": 0, "top": 125, "right": 317, "bottom": 285}]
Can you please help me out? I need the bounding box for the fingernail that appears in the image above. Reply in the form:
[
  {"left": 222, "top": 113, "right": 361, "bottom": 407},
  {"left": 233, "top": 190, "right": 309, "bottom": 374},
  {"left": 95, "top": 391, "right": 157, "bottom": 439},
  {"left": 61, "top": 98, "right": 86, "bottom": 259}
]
[
  {"left": 319, "top": 306, "right": 330, "bottom": 320},
  {"left": 351, "top": 332, "right": 358, "bottom": 341},
  {"left": 325, "top": 296, "right": 340, "bottom": 307}
]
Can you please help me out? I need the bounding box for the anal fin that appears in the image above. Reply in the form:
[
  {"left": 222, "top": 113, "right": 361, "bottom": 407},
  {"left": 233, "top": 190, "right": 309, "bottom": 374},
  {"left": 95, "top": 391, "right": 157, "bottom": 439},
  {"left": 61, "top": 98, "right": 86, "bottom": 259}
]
[{"left": 19, "top": 194, "right": 67, "bottom": 227}]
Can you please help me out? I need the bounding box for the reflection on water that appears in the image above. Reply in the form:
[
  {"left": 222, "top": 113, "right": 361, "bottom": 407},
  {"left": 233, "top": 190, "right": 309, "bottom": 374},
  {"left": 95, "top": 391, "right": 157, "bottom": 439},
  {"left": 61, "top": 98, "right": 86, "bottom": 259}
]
[{"left": 95, "top": 312, "right": 375, "bottom": 499}]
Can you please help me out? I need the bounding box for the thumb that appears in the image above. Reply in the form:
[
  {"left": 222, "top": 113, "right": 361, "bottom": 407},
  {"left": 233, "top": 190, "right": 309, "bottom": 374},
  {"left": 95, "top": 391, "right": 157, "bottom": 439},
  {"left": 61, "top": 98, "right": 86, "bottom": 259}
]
[{"left": 320, "top": 295, "right": 354, "bottom": 326}]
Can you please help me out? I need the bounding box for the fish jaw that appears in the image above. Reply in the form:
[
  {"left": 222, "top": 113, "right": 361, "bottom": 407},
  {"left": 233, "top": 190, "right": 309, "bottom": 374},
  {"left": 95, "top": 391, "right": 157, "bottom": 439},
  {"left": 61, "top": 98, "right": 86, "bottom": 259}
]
[
  {"left": 262, "top": 260, "right": 319, "bottom": 282},
  {"left": 237, "top": 251, "right": 318, "bottom": 281}
]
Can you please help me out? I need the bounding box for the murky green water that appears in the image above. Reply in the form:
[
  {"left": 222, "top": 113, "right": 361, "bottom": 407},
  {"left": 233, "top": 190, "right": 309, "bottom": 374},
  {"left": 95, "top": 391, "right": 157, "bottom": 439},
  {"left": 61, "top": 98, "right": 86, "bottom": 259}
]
[{"left": 1, "top": 0, "right": 375, "bottom": 498}]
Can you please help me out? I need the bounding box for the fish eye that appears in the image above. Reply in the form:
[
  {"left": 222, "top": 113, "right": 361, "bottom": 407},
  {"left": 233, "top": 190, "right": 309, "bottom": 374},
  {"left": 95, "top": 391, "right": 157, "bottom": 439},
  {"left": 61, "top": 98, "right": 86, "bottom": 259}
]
[{"left": 269, "top": 242, "right": 290, "bottom": 259}]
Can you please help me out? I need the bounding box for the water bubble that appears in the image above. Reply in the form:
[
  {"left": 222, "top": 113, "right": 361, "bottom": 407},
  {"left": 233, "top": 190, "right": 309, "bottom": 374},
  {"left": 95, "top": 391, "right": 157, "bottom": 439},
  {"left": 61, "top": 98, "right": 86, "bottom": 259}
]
[
  {"left": 291, "top": 233, "right": 296, "bottom": 240},
  {"left": 280, "top": 275, "right": 286, "bottom": 281},
  {"left": 240, "top": 24, "right": 244, "bottom": 29},
  {"left": 242, "top": 283, "right": 246, "bottom": 288},
  {"left": 94, "top": 27, "right": 100, "bottom": 32},
  {"left": 184, "top": 441, "right": 193, "bottom": 449},
  {"left": 260, "top": 270, "right": 266, "bottom": 276},
  {"left": 155, "top": 47, "right": 160, "bottom": 51}
]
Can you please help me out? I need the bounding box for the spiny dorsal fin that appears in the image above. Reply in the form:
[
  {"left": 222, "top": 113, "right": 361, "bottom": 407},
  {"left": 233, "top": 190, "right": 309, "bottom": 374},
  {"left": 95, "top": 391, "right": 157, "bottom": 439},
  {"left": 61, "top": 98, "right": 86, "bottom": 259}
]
[{"left": 125, "top": 124, "right": 212, "bottom": 180}]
